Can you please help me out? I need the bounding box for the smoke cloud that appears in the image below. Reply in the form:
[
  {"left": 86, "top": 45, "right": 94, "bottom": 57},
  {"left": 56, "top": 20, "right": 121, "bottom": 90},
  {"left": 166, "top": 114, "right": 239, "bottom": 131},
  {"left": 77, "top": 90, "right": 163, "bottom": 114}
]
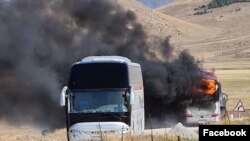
[{"left": 0, "top": 0, "right": 206, "bottom": 128}]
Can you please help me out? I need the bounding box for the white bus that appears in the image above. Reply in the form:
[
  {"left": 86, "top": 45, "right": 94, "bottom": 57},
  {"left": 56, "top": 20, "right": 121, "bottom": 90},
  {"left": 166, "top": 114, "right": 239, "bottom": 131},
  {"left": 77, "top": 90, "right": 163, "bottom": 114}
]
[
  {"left": 185, "top": 77, "right": 223, "bottom": 125},
  {"left": 60, "top": 56, "right": 144, "bottom": 140},
  {"left": 185, "top": 101, "right": 221, "bottom": 125}
]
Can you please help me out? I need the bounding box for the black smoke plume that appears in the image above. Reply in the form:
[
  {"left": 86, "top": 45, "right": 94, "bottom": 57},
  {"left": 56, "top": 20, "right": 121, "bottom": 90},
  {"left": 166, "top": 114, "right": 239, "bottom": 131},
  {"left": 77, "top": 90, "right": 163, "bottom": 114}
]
[{"left": 0, "top": 0, "right": 204, "bottom": 128}]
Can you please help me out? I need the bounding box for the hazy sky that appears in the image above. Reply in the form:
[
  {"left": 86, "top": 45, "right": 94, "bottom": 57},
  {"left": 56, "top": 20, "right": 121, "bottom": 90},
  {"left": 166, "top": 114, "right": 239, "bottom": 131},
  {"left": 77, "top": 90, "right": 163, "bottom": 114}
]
[{"left": 137, "top": 0, "right": 175, "bottom": 8}]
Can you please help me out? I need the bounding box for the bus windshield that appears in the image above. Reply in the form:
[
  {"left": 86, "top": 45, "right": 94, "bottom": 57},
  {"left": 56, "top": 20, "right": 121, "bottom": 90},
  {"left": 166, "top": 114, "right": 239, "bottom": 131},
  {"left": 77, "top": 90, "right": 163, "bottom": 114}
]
[
  {"left": 70, "top": 90, "right": 128, "bottom": 113},
  {"left": 68, "top": 63, "right": 129, "bottom": 89}
]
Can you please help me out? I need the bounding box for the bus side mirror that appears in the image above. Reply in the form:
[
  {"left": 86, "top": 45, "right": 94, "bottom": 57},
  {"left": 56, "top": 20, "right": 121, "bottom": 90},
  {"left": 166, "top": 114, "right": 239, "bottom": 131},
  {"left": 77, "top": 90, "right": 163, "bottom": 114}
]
[
  {"left": 130, "top": 91, "right": 135, "bottom": 105},
  {"left": 60, "top": 86, "right": 68, "bottom": 106}
]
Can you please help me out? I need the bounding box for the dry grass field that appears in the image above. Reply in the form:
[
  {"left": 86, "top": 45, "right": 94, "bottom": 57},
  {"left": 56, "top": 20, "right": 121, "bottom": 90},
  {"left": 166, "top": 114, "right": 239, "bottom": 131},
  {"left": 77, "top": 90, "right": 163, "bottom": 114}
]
[
  {"left": 0, "top": 121, "right": 198, "bottom": 141},
  {"left": 203, "top": 59, "right": 250, "bottom": 111},
  {"left": 215, "top": 69, "right": 250, "bottom": 110},
  {"left": 0, "top": 121, "right": 66, "bottom": 141},
  {"left": 1, "top": 118, "right": 250, "bottom": 141}
]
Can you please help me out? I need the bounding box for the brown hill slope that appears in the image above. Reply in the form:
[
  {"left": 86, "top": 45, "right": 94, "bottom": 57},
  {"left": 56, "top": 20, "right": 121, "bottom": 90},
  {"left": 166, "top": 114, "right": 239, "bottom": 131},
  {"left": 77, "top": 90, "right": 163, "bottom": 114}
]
[
  {"left": 158, "top": 0, "right": 250, "bottom": 60},
  {"left": 117, "top": 0, "right": 212, "bottom": 41}
]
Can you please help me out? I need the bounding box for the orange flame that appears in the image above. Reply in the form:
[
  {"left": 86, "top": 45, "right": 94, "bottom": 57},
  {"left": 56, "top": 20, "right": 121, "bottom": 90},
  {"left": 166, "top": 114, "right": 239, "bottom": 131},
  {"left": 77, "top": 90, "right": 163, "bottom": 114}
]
[
  {"left": 202, "top": 79, "right": 217, "bottom": 95},
  {"left": 192, "top": 78, "right": 217, "bottom": 95}
]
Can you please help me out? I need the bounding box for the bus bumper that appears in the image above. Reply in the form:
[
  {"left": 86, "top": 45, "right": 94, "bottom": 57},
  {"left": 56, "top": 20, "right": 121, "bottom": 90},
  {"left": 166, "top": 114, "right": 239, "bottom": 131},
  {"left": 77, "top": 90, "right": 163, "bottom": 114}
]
[{"left": 68, "top": 122, "right": 130, "bottom": 141}]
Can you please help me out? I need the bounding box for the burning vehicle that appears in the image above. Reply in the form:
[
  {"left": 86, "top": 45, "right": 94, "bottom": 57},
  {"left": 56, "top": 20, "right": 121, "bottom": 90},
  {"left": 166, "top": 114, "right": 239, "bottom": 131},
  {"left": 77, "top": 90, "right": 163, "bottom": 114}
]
[{"left": 185, "top": 72, "right": 228, "bottom": 125}]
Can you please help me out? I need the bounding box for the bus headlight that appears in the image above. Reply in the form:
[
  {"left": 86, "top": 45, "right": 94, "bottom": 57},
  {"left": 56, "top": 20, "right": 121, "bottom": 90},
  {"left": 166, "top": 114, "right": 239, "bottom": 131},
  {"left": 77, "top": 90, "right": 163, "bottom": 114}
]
[
  {"left": 70, "top": 129, "right": 83, "bottom": 138},
  {"left": 116, "top": 128, "right": 129, "bottom": 134}
]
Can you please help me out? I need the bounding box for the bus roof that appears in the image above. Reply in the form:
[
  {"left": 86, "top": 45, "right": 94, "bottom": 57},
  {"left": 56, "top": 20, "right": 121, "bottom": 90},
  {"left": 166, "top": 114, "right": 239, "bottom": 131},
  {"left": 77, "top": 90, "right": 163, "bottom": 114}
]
[
  {"left": 75, "top": 56, "right": 140, "bottom": 67},
  {"left": 81, "top": 56, "right": 131, "bottom": 63}
]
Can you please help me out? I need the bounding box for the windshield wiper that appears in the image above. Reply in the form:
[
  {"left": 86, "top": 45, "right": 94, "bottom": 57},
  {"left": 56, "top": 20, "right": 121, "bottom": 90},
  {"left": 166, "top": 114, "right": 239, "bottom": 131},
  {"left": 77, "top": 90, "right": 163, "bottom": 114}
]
[{"left": 104, "top": 113, "right": 127, "bottom": 121}]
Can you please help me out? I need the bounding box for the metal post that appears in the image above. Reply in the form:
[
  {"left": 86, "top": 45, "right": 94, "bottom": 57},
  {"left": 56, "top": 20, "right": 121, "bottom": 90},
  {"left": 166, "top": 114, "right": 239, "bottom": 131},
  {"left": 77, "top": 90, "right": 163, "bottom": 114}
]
[
  {"left": 99, "top": 122, "right": 104, "bottom": 141},
  {"left": 149, "top": 113, "right": 154, "bottom": 141}
]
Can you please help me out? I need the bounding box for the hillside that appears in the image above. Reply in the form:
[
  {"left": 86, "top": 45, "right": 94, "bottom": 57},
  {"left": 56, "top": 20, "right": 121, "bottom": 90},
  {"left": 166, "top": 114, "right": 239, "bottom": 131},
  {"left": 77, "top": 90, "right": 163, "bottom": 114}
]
[
  {"left": 158, "top": 0, "right": 250, "bottom": 60},
  {"left": 158, "top": 0, "right": 250, "bottom": 110},
  {"left": 117, "top": 0, "right": 216, "bottom": 42}
]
